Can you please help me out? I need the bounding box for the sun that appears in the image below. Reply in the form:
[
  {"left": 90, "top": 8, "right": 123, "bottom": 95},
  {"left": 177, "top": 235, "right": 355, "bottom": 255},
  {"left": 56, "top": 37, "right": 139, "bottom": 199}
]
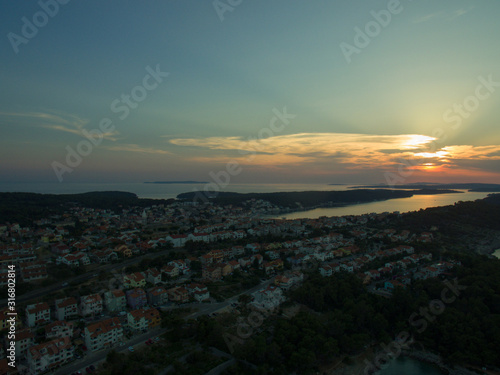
[
  {"left": 401, "top": 135, "right": 436, "bottom": 150},
  {"left": 414, "top": 163, "right": 444, "bottom": 172}
]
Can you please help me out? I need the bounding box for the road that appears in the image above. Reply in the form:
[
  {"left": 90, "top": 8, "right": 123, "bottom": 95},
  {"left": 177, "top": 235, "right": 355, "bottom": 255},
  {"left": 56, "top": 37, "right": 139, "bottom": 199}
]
[
  {"left": 54, "top": 327, "right": 165, "bottom": 375},
  {"left": 0, "top": 248, "right": 176, "bottom": 306},
  {"left": 53, "top": 278, "right": 274, "bottom": 375}
]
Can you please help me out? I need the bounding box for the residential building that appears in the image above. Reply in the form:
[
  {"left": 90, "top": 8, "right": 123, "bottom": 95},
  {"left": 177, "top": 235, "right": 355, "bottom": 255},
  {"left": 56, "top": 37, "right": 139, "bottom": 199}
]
[
  {"left": 319, "top": 265, "right": 333, "bottom": 277},
  {"left": 165, "top": 234, "right": 188, "bottom": 248},
  {"left": 161, "top": 265, "right": 179, "bottom": 279},
  {"left": 384, "top": 280, "right": 406, "bottom": 291},
  {"left": 84, "top": 317, "right": 123, "bottom": 352},
  {"left": 274, "top": 275, "right": 294, "bottom": 290},
  {"left": 125, "top": 288, "right": 147, "bottom": 309},
  {"left": 146, "top": 268, "right": 162, "bottom": 285},
  {"left": 0, "top": 307, "right": 21, "bottom": 331},
  {"left": 127, "top": 307, "right": 160, "bottom": 332},
  {"left": 25, "top": 302, "right": 50, "bottom": 327},
  {"left": 79, "top": 294, "right": 103, "bottom": 316},
  {"left": 11, "top": 328, "right": 34, "bottom": 356},
  {"left": 202, "top": 265, "right": 222, "bottom": 281},
  {"left": 185, "top": 283, "right": 210, "bottom": 302},
  {"left": 44, "top": 320, "right": 74, "bottom": 339},
  {"left": 27, "top": 337, "right": 73, "bottom": 375},
  {"left": 228, "top": 260, "right": 240, "bottom": 271},
  {"left": 123, "top": 272, "right": 146, "bottom": 288},
  {"left": 168, "top": 259, "right": 190, "bottom": 274},
  {"left": 251, "top": 285, "right": 285, "bottom": 311},
  {"left": 147, "top": 287, "right": 169, "bottom": 306},
  {"left": 104, "top": 290, "right": 127, "bottom": 313},
  {"left": 54, "top": 297, "right": 78, "bottom": 321},
  {"left": 221, "top": 263, "right": 232, "bottom": 277},
  {"left": 166, "top": 286, "right": 189, "bottom": 303}
]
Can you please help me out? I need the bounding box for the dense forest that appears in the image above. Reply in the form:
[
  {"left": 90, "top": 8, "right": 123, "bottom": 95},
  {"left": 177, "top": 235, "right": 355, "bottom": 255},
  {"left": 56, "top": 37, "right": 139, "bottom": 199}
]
[
  {"left": 0, "top": 191, "right": 174, "bottom": 226},
  {"left": 217, "top": 254, "right": 500, "bottom": 374}
]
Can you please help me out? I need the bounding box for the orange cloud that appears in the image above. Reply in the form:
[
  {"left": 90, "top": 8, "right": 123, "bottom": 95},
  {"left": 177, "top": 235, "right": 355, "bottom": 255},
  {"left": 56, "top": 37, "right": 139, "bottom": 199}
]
[{"left": 168, "top": 132, "right": 500, "bottom": 177}]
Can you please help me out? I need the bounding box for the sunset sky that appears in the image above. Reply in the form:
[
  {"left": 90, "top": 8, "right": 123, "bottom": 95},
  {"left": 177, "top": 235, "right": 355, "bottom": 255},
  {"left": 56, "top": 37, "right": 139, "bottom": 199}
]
[{"left": 1, "top": 0, "right": 500, "bottom": 185}]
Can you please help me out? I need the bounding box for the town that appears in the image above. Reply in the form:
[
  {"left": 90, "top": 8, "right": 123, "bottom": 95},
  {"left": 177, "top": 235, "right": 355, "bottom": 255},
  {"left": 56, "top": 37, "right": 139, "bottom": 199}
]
[{"left": 0, "top": 195, "right": 479, "bottom": 375}]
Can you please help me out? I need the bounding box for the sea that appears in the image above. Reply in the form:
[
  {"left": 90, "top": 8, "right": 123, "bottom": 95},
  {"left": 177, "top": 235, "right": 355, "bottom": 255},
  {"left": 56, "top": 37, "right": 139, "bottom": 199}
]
[
  {"left": 0, "top": 182, "right": 491, "bottom": 219},
  {"left": 376, "top": 357, "right": 444, "bottom": 374}
]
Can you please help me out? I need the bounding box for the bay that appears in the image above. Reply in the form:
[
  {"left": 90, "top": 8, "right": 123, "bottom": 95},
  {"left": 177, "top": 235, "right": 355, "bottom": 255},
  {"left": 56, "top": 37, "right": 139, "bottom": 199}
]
[
  {"left": 0, "top": 183, "right": 490, "bottom": 218},
  {"left": 376, "top": 357, "right": 444, "bottom": 375},
  {"left": 273, "top": 190, "right": 490, "bottom": 219}
]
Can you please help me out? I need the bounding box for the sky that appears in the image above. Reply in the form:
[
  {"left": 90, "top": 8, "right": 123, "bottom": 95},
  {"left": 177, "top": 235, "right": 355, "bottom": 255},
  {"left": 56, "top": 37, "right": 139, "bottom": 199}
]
[{"left": 1, "top": 0, "right": 500, "bottom": 186}]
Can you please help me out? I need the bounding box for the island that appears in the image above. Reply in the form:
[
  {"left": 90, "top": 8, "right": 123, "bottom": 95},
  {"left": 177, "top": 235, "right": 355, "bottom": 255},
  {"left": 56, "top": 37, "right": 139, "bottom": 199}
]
[
  {"left": 144, "top": 181, "right": 209, "bottom": 184},
  {"left": 353, "top": 182, "right": 500, "bottom": 192}
]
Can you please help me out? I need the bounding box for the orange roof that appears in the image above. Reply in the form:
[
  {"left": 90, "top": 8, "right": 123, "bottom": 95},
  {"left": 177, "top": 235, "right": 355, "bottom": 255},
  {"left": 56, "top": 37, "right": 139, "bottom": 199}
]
[
  {"left": 149, "top": 287, "right": 167, "bottom": 296},
  {"left": 15, "top": 328, "right": 34, "bottom": 342},
  {"left": 112, "top": 289, "right": 125, "bottom": 298},
  {"left": 129, "top": 307, "right": 160, "bottom": 321},
  {"left": 86, "top": 317, "right": 121, "bottom": 338},
  {"left": 81, "top": 294, "right": 102, "bottom": 304},
  {"left": 56, "top": 297, "right": 77, "bottom": 308},
  {"left": 27, "top": 302, "right": 50, "bottom": 314},
  {"left": 29, "top": 337, "right": 72, "bottom": 359}
]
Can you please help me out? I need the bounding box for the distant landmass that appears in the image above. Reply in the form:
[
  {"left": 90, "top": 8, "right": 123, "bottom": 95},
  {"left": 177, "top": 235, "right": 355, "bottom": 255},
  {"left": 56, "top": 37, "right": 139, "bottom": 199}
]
[
  {"left": 144, "top": 181, "right": 208, "bottom": 184},
  {"left": 354, "top": 182, "right": 500, "bottom": 192},
  {"left": 177, "top": 188, "right": 460, "bottom": 209},
  {"left": 0, "top": 191, "right": 174, "bottom": 225}
]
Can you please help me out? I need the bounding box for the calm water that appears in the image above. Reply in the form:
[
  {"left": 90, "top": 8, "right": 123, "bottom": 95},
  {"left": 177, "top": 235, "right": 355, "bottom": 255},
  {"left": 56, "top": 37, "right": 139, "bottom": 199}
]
[
  {"left": 376, "top": 357, "right": 444, "bottom": 375},
  {"left": 274, "top": 190, "right": 489, "bottom": 219},
  {"left": 0, "top": 182, "right": 342, "bottom": 199},
  {"left": 493, "top": 249, "right": 500, "bottom": 259},
  {"left": 0, "top": 182, "right": 490, "bottom": 218}
]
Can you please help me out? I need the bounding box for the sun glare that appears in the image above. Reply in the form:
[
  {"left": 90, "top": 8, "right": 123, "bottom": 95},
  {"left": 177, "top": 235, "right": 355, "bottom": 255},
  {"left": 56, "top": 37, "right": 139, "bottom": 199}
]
[
  {"left": 414, "top": 151, "right": 449, "bottom": 159},
  {"left": 401, "top": 135, "right": 435, "bottom": 150}
]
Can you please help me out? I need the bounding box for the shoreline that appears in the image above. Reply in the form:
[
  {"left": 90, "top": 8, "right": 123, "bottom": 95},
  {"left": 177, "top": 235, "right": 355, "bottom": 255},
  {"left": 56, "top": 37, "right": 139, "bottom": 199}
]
[{"left": 324, "top": 348, "right": 486, "bottom": 375}]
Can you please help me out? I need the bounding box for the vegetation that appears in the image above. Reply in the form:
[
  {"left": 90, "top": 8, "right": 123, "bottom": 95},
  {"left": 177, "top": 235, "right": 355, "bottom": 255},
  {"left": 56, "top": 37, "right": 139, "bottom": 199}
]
[
  {"left": 176, "top": 189, "right": 443, "bottom": 208},
  {"left": 0, "top": 191, "right": 174, "bottom": 225}
]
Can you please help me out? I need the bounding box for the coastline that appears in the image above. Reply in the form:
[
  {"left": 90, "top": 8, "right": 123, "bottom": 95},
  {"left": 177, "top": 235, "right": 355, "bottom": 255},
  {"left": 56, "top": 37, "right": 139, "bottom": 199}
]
[{"left": 324, "top": 348, "right": 486, "bottom": 375}]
